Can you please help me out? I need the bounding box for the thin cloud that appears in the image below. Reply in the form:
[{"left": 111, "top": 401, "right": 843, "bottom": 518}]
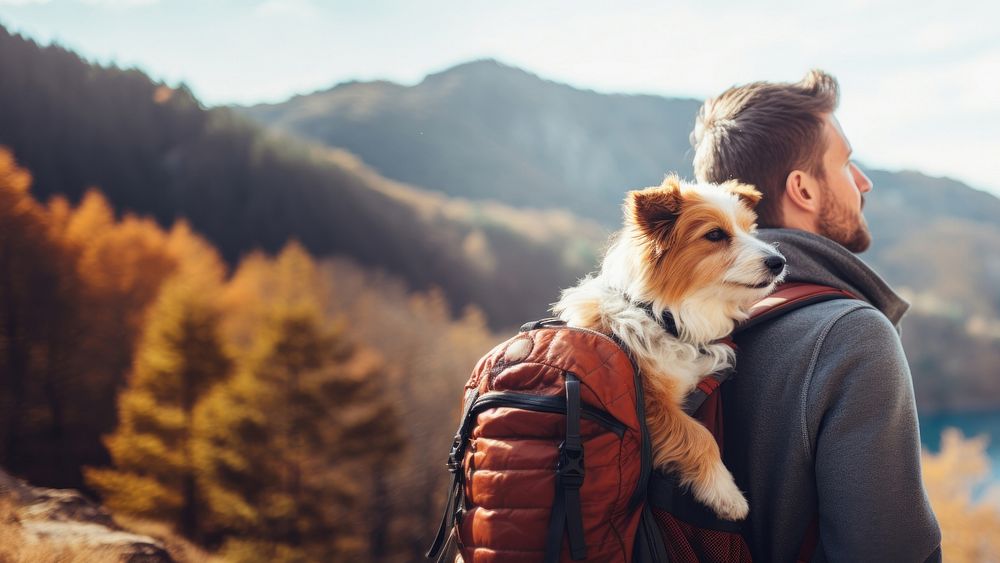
[
  {"left": 253, "top": 0, "right": 316, "bottom": 18},
  {"left": 1, "top": 0, "right": 996, "bottom": 195},
  {"left": 78, "top": 0, "right": 160, "bottom": 6}
]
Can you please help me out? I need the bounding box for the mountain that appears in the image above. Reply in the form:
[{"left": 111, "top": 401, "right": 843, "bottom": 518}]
[
  {"left": 864, "top": 170, "right": 1000, "bottom": 319},
  {"left": 238, "top": 59, "right": 1000, "bottom": 315},
  {"left": 0, "top": 27, "right": 605, "bottom": 329},
  {"left": 238, "top": 59, "right": 1000, "bottom": 413},
  {"left": 241, "top": 59, "right": 703, "bottom": 224}
]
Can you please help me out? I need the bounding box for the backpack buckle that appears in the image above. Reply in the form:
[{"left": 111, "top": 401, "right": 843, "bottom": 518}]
[
  {"left": 447, "top": 435, "right": 464, "bottom": 474},
  {"left": 556, "top": 441, "right": 585, "bottom": 488}
]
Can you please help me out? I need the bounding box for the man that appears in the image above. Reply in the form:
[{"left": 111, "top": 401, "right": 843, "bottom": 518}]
[{"left": 690, "top": 70, "right": 942, "bottom": 562}]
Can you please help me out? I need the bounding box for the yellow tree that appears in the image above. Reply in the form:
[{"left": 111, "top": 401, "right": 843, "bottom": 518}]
[
  {"left": 220, "top": 241, "right": 332, "bottom": 353},
  {"left": 85, "top": 230, "right": 231, "bottom": 542},
  {"left": 316, "top": 256, "right": 497, "bottom": 559},
  {"left": 196, "top": 242, "right": 400, "bottom": 561},
  {"left": 922, "top": 429, "right": 1000, "bottom": 562}
]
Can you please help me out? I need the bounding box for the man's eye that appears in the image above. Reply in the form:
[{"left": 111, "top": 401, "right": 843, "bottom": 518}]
[{"left": 705, "top": 228, "right": 728, "bottom": 242}]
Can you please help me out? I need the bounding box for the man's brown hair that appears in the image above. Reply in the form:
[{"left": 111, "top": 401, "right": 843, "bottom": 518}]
[{"left": 690, "top": 70, "right": 840, "bottom": 227}]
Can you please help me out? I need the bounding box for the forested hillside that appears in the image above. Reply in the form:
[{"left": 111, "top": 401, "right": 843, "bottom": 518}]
[
  {"left": 242, "top": 59, "right": 702, "bottom": 225},
  {"left": 0, "top": 150, "right": 498, "bottom": 558},
  {"left": 0, "top": 26, "right": 605, "bottom": 329},
  {"left": 240, "top": 59, "right": 1000, "bottom": 316}
]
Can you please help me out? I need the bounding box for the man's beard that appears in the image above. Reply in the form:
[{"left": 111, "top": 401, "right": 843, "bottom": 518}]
[{"left": 817, "top": 188, "right": 871, "bottom": 253}]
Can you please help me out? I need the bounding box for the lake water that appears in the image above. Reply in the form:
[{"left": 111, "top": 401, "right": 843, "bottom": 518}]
[{"left": 920, "top": 409, "right": 1000, "bottom": 485}]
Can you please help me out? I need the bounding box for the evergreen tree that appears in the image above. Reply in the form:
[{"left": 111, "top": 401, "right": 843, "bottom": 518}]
[
  {"left": 196, "top": 243, "right": 400, "bottom": 561},
  {"left": 85, "top": 256, "right": 231, "bottom": 541}
]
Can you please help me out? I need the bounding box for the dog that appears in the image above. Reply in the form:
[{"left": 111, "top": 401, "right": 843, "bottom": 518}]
[{"left": 552, "top": 175, "right": 786, "bottom": 520}]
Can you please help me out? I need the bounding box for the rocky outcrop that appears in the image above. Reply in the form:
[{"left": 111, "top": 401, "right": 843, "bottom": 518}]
[{"left": 0, "top": 467, "right": 173, "bottom": 562}]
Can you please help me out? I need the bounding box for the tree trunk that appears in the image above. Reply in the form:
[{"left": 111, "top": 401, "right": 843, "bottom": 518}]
[
  {"left": 369, "top": 468, "right": 390, "bottom": 561},
  {"left": 1, "top": 270, "right": 29, "bottom": 472}
]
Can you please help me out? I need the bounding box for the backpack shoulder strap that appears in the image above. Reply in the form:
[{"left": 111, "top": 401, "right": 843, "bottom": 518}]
[
  {"left": 683, "top": 283, "right": 856, "bottom": 413},
  {"left": 736, "top": 282, "right": 858, "bottom": 334}
]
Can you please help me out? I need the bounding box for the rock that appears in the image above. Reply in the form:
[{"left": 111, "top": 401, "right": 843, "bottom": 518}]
[
  {"left": 19, "top": 487, "right": 119, "bottom": 528},
  {"left": 0, "top": 467, "right": 174, "bottom": 562},
  {"left": 22, "top": 520, "right": 172, "bottom": 562}
]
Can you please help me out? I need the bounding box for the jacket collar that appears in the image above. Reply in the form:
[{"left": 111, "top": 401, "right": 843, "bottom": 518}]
[{"left": 758, "top": 228, "right": 909, "bottom": 328}]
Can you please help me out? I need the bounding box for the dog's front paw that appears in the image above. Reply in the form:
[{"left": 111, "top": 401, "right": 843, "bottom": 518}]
[{"left": 692, "top": 462, "right": 749, "bottom": 521}]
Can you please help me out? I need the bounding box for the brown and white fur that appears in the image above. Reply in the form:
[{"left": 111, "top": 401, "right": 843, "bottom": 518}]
[{"left": 553, "top": 176, "right": 785, "bottom": 520}]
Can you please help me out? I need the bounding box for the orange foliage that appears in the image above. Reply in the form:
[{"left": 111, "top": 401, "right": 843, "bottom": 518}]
[
  {"left": 221, "top": 241, "right": 332, "bottom": 354},
  {"left": 922, "top": 429, "right": 1000, "bottom": 562},
  {"left": 0, "top": 148, "right": 80, "bottom": 484},
  {"left": 0, "top": 146, "right": 232, "bottom": 490}
]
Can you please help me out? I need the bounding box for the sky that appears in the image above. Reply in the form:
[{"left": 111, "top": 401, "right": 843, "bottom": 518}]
[{"left": 1, "top": 0, "right": 999, "bottom": 197}]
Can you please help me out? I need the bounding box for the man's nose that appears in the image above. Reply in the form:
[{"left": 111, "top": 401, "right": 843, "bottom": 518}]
[{"left": 851, "top": 162, "right": 873, "bottom": 193}]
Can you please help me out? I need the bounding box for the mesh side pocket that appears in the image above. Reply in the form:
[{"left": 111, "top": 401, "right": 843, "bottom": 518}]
[{"left": 651, "top": 507, "right": 753, "bottom": 563}]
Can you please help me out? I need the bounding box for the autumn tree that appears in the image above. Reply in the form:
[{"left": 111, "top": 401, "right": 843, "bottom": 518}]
[
  {"left": 922, "top": 429, "right": 1000, "bottom": 562},
  {"left": 196, "top": 242, "right": 400, "bottom": 560},
  {"left": 44, "top": 190, "right": 180, "bottom": 477},
  {"left": 0, "top": 148, "right": 84, "bottom": 485},
  {"left": 318, "top": 257, "right": 497, "bottom": 560},
  {"left": 59, "top": 190, "right": 178, "bottom": 383},
  {"left": 85, "top": 233, "right": 231, "bottom": 541},
  {"left": 0, "top": 149, "right": 182, "bottom": 488}
]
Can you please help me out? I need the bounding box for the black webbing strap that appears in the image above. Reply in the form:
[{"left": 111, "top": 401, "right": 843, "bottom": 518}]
[
  {"left": 633, "top": 504, "right": 669, "bottom": 563},
  {"left": 544, "top": 373, "right": 587, "bottom": 562},
  {"left": 427, "top": 474, "right": 461, "bottom": 562},
  {"left": 426, "top": 389, "right": 479, "bottom": 561}
]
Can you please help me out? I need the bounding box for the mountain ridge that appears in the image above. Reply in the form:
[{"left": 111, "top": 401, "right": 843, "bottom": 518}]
[
  {"left": 0, "top": 24, "right": 604, "bottom": 328},
  {"left": 235, "top": 57, "right": 1000, "bottom": 413}
]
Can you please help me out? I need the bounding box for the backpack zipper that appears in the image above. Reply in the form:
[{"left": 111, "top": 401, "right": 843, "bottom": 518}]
[{"left": 472, "top": 390, "right": 626, "bottom": 438}]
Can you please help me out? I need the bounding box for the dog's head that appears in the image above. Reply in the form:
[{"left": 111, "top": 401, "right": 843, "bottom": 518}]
[{"left": 616, "top": 175, "right": 785, "bottom": 334}]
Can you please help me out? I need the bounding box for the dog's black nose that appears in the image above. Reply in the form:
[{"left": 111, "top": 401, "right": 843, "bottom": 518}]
[{"left": 764, "top": 255, "right": 786, "bottom": 275}]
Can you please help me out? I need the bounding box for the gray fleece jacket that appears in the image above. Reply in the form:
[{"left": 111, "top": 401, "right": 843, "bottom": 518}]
[{"left": 725, "top": 228, "right": 942, "bottom": 562}]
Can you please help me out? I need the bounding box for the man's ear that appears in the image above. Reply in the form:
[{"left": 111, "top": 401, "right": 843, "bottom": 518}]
[
  {"left": 626, "top": 176, "right": 684, "bottom": 242},
  {"left": 723, "top": 180, "right": 763, "bottom": 208},
  {"left": 784, "top": 170, "right": 819, "bottom": 213}
]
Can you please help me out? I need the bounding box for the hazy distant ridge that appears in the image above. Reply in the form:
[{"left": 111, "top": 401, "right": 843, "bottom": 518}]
[
  {"left": 0, "top": 28, "right": 604, "bottom": 328},
  {"left": 241, "top": 59, "right": 704, "bottom": 224},
  {"left": 238, "top": 59, "right": 1000, "bottom": 412}
]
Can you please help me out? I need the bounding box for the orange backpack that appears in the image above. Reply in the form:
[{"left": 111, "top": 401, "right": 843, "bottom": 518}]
[{"left": 427, "top": 283, "right": 854, "bottom": 562}]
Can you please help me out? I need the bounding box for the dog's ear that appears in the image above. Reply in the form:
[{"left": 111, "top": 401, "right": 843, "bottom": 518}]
[
  {"left": 626, "top": 176, "right": 684, "bottom": 243},
  {"left": 724, "top": 180, "right": 763, "bottom": 208}
]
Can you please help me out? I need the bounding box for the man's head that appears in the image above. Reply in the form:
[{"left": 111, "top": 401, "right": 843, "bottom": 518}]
[{"left": 691, "top": 70, "right": 874, "bottom": 252}]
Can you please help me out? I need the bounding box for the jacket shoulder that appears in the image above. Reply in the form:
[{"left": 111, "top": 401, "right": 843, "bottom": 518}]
[{"left": 736, "top": 297, "right": 875, "bottom": 344}]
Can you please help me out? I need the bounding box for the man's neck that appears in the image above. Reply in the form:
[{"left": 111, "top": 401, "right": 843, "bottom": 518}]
[{"left": 775, "top": 207, "right": 818, "bottom": 234}]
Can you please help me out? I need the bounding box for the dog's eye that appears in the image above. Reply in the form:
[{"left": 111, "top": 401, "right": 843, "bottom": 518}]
[{"left": 704, "top": 228, "right": 728, "bottom": 242}]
